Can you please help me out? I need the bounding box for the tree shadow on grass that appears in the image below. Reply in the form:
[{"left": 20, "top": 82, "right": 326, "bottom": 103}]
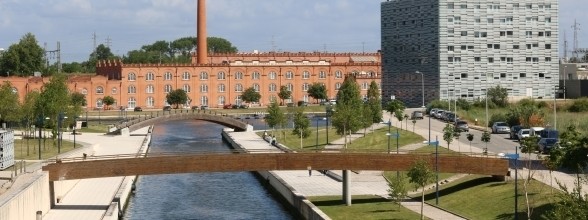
[
  {"left": 495, "top": 203, "right": 556, "bottom": 220},
  {"left": 312, "top": 197, "right": 389, "bottom": 206},
  {"left": 423, "top": 176, "right": 499, "bottom": 200}
]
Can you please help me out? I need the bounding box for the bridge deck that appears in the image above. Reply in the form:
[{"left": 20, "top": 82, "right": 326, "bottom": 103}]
[{"left": 43, "top": 152, "right": 509, "bottom": 181}]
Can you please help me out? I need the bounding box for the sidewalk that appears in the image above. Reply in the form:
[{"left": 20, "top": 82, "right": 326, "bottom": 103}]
[
  {"left": 226, "top": 111, "right": 466, "bottom": 220},
  {"left": 40, "top": 127, "right": 150, "bottom": 220}
]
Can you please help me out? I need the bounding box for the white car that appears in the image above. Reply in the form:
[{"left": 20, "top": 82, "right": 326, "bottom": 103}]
[
  {"left": 491, "top": 122, "right": 510, "bottom": 134},
  {"left": 517, "top": 129, "right": 531, "bottom": 141}
]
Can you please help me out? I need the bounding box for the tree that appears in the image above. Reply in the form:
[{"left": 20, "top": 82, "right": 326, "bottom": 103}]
[
  {"left": 407, "top": 159, "right": 435, "bottom": 220},
  {"left": 546, "top": 125, "right": 588, "bottom": 219},
  {"left": 366, "top": 81, "right": 383, "bottom": 126},
  {"left": 0, "top": 82, "right": 21, "bottom": 123},
  {"left": 331, "top": 75, "right": 363, "bottom": 148},
  {"left": 70, "top": 92, "right": 87, "bottom": 107},
  {"left": 36, "top": 74, "right": 71, "bottom": 146},
  {"left": 454, "top": 128, "right": 462, "bottom": 152},
  {"left": 241, "top": 87, "right": 261, "bottom": 106},
  {"left": 207, "top": 37, "right": 238, "bottom": 53},
  {"left": 0, "top": 33, "right": 45, "bottom": 76},
  {"left": 466, "top": 133, "right": 474, "bottom": 154},
  {"left": 307, "top": 83, "right": 327, "bottom": 103},
  {"left": 506, "top": 104, "right": 544, "bottom": 128},
  {"left": 21, "top": 91, "right": 40, "bottom": 156},
  {"left": 360, "top": 103, "right": 372, "bottom": 137},
  {"left": 442, "top": 124, "right": 454, "bottom": 150},
  {"left": 481, "top": 131, "right": 491, "bottom": 154},
  {"left": 266, "top": 101, "right": 286, "bottom": 135},
  {"left": 519, "top": 135, "right": 541, "bottom": 218},
  {"left": 394, "top": 109, "right": 404, "bottom": 129},
  {"left": 388, "top": 175, "right": 408, "bottom": 209},
  {"left": 487, "top": 85, "right": 509, "bottom": 107},
  {"left": 166, "top": 89, "right": 188, "bottom": 108},
  {"left": 102, "top": 96, "right": 115, "bottom": 110},
  {"left": 278, "top": 85, "right": 292, "bottom": 106},
  {"left": 386, "top": 99, "right": 405, "bottom": 115},
  {"left": 292, "top": 107, "right": 311, "bottom": 149}
]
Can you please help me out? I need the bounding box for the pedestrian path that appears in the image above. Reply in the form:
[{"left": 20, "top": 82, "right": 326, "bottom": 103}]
[
  {"left": 226, "top": 111, "right": 467, "bottom": 220},
  {"left": 41, "top": 127, "right": 150, "bottom": 220}
]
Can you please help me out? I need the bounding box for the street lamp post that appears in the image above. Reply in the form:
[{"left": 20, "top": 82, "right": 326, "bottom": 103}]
[
  {"left": 57, "top": 112, "right": 67, "bottom": 153},
  {"left": 563, "top": 65, "right": 566, "bottom": 100},
  {"left": 416, "top": 71, "right": 424, "bottom": 108},
  {"left": 427, "top": 137, "right": 440, "bottom": 205},
  {"left": 315, "top": 118, "right": 319, "bottom": 150},
  {"left": 515, "top": 145, "right": 519, "bottom": 220},
  {"left": 554, "top": 86, "right": 558, "bottom": 130}
]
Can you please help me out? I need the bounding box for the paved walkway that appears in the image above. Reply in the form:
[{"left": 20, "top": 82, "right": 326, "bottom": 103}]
[
  {"left": 226, "top": 111, "right": 466, "bottom": 220},
  {"left": 0, "top": 127, "right": 151, "bottom": 220}
]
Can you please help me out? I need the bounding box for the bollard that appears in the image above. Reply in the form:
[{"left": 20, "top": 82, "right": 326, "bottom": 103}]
[{"left": 36, "top": 211, "right": 42, "bottom": 220}]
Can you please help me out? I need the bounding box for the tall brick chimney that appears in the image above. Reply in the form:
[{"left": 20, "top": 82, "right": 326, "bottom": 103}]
[{"left": 197, "top": 0, "right": 208, "bottom": 64}]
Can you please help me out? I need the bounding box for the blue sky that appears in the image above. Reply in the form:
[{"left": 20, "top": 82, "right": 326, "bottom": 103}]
[{"left": 0, "top": 0, "right": 585, "bottom": 63}]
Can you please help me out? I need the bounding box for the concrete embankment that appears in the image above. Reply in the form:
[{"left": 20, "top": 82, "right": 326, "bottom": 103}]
[
  {"left": 0, "top": 127, "right": 152, "bottom": 220},
  {"left": 221, "top": 129, "right": 329, "bottom": 220}
]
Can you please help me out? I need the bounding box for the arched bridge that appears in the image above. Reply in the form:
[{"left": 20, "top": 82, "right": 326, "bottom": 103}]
[
  {"left": 42, "top": 152, "right": 509, "bottom": 181},
  {"left": 107, "top": 110, "right": 251, "bottom": 135}
]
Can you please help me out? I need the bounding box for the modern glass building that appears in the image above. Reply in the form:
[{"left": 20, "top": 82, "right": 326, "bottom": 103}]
[{"left": 381, "top": 0, "right": 559, "bottom": 107}]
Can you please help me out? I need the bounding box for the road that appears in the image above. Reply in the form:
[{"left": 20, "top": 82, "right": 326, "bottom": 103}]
[{"left": 403, "top": 108, "right": 539, "bottom": 160}]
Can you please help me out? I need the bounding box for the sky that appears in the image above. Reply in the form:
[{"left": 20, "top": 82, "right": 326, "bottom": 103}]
[{"left": 0, "top": 0, "right": 586, "bottom": 63}]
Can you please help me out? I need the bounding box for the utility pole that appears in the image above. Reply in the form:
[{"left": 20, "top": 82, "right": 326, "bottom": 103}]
[
  {"left": 105, "top": 36, "right": 112, "bottom": 48},
  {"left": 44, "top": 42, "right": 61, "bottom": 73},
  {"left": 572, "top": 20, "right": 581, "bottom": 60}
]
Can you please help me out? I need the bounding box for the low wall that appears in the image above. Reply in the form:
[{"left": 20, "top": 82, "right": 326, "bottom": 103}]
[
  {"left": 0, "top": 173, "right": 50, "bottom": 220},
  {"left": 103, "top": 126, "right": 153, "bottom": 220},
  {"left": 221, "top": 130, "right": 330, "bottom": 220}
]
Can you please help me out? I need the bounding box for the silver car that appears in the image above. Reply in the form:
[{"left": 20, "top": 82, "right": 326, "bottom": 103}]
[{"left": 492, "top": 122, "right": 510, "bottom": 134}]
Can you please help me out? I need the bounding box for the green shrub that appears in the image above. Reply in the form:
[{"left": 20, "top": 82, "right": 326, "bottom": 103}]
[
  {"left": 456, "top": 98, "right": 471, "bottom": 111},
  {"left": 568, "top": 98, "right": 588, "bottom": 112},
  {"left": 473, "top": 98, "right": 497, "bottom": 109},
  {"left": 536, "top": 101, "right": 548, "bottom": 108}
]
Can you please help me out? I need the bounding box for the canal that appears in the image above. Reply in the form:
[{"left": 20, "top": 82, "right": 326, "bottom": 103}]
[{"left": 123, "top": 120, "right": 295, "bottom": 219}]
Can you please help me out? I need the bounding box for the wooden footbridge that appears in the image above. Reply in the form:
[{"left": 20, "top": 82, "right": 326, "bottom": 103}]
[{"left": 43, "top": 152, "right": 509, "bottom": 181}]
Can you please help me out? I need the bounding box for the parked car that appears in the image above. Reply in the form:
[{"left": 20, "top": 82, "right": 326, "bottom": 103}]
[
  {"left": 297, "top": 101, "right": 308, "bottom": 107},
  {"left": 429, "top": 108, "right": 438, "bottom": 116},
  {"left": 163, "top": 106, "right": 172, "bottom": 111},
  {"left": 411, "top": 111, "right": 424, "bottom": 120},
  {"left": 530, "top": 127, "right": 545, "bottom": 137},
  {"left": 454, "top": 120, "right": 469, "bottom": 132},
  {"left": 435, "top": 110, "right": 445, "bottom": 119},
  {"left": 517, "top": 129, "right": 531, "bottom": 141},
  {"left": 133, "top": 106, "right": 143, "bottom": 112},
  {"left": 491, "top": 122, "right": 510, "bottom": 134},
  {"left": 200, "top": 105, "right": 209, "bottom": 110},
  {"left": 538, "top": 129, "right": 559, "bottom": 153},
  {"left": 191, "top": 106, "right": 199, "bottom": 110},
  {"left": 222, "top": 104, "right": 232, "bottom": 109},
  {"left": 509, "top": 125, "right": 522, "bottom": 139}
]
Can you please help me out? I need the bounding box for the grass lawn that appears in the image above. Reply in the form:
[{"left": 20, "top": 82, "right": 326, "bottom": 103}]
[
  {"left": 423, "top": 175, "right": 559, "bottom": 219},
  {"left": 309, "top": 195, "right": 426, "bottom": 220},
  {"left": 259, "top": 126, "right": 425, "bottom": 152},
  {"left": 346, "top": 127, "right": 425, "bottom": 152},
  {"left": 257, "top": 127, "right": 339, "bottom": 150},
  {"left": 14, "top": 138, "right": 78, "bottom": 160}
]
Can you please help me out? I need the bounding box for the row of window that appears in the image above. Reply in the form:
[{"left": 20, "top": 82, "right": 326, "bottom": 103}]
[
  {"left": 447, "top": 56, "right": 552, "bottom": 64},
  {"left": 451, "top": 3, "right": 552, "bottom": 10},
  {"left": 446, "top": 16, "right": 551, "bottom": 25},
  {"left": 93, "top": 80, "right": 381, "bottom": 96},
  {"left": 127, "top": 71, "right": 346, "bottom": 81},
  {"left": 446, "top": 43, "right": 552, "bottom": 51}
]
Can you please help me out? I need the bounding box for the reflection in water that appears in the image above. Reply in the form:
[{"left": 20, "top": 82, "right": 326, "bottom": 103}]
[{"left": 124, "top": 120, "right": 293, "bottom": 220}]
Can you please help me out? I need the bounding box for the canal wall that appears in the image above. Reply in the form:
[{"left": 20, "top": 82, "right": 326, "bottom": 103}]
[
  {"left": 0, "top": 173, "right": 50, "bottom": 220},
  {"left": 221, "top": 129, "right": 330, "bottom": 220},
  {"left": 103, "top": 126, "right": 153, "bottom": 220}
]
